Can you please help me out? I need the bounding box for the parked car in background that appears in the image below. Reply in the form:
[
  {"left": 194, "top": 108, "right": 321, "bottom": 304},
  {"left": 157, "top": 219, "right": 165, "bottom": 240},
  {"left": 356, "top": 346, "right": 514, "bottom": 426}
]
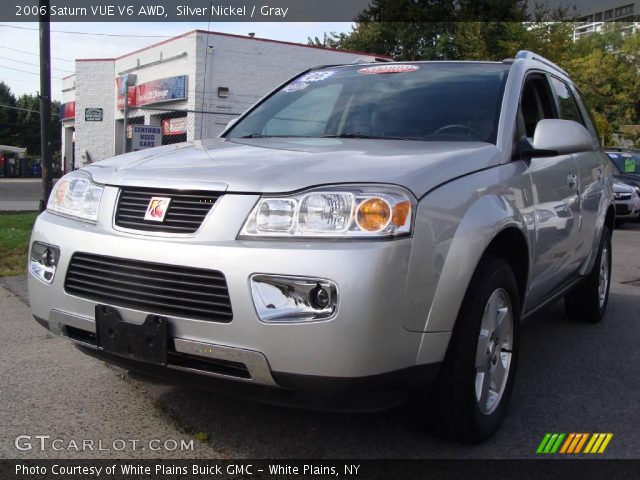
[
  {"left": 28, "top": 51, "right": 614, "bottom": 442},
  {"left": 613, "top": 180, "right": 640, "bottom": 226},
  {"left": 606, "top": 149, "right": 640, "bottom": 189}
]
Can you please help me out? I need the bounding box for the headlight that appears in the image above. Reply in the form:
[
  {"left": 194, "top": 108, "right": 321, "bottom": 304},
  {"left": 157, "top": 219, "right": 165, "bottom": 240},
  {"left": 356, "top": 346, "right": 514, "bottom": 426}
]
[
  {"left": 47, "top": 171, "right": 104, "bottom": 222},
  {"left": 239, "top": 185, "right": 413, "bottom": 238}
]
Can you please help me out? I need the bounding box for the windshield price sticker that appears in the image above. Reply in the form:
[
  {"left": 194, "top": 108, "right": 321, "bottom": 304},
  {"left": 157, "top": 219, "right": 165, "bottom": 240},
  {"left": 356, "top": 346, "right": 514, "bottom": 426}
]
[
  {"left": 298, "top": 71, "right": 337, "bottom": 83},
  {"left": 283, "top": 82, "right": 310, "bottom": 93},
  {"left": 358, "top": 65, "right": 420, "bottom": 74}
]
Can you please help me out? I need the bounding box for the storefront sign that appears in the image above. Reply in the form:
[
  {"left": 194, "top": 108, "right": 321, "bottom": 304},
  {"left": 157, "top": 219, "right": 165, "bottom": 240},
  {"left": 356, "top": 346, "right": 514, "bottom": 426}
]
[
  {"left": 137, "top": 75, "right": 188, "bottom": 106},
  {"left": 132, "top": 125, "right": 162, "bottom": 151},
  {"left": 59, "top": 101, "right": 76, "bottom": 120},
  {"left": 161, "top": 117, "right": 188, "bottom": 135},
  {"left": 84, "top": 108, "right": 103, "bottom": 121},
  {"left": 117, "top": 75, "right": 188, "bottom": 110},
  {"left": 116, "top": 77, "right": 137, "bottom": 110}
]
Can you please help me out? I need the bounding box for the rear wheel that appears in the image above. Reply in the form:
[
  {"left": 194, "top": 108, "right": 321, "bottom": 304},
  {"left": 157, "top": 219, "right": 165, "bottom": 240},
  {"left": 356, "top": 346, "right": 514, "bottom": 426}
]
[
  {"left": 423, "top": 256, "right": 520, "bottom": 442},
  {"left": 564, "top": 226, "right": 612, "bottom": 323}
]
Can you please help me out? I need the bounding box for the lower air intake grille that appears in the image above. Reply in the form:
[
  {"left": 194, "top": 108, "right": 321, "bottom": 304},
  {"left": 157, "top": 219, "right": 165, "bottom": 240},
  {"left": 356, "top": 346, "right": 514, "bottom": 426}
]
[
  {"left": 115, "top": 187, "right": 221, "bottom": 233},
  {"left": 65, "top": 253, "right": 233, "bottom": 323}
]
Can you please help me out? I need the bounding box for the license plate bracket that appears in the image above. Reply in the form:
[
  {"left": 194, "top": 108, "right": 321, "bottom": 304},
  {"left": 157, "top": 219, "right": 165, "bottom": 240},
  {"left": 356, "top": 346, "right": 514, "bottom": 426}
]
[{"left": 95, "top": 305, "right": 168, "bottom": 365}]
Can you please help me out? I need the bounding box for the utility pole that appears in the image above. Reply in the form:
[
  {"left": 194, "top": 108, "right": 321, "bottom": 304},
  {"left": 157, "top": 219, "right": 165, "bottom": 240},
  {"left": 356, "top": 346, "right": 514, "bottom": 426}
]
[
  {"left": 120, "top": 74, "right": 136, "bottom": 154},
  {"left": 123, "top": 88, "right": 129, "bottom": 154},
  {"left": 39, "top": 0, "right": 52, "bottom": 212}
]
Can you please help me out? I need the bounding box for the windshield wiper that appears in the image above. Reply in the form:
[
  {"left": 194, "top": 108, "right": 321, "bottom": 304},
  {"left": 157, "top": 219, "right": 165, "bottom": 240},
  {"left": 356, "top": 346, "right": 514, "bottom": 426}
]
[
  {"left": 322, "top": 133, "right": 410, "bottom": 140},
  {"left": 236, "top": 134, "right": 271, "bottom": 138}
]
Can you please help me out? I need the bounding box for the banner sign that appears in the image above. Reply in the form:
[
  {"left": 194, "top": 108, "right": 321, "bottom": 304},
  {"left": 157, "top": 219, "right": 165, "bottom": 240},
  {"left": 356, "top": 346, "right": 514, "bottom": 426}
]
[
  {"left": 162, "top": 117, "right": 188, "bottom": 135},
  {"left": 84, "top": 108, "right": 103, "bottom": 121},
  {"left": 137, "top": 75, "right": 188, "bottom": 106},
  {"left": 59, "top": 101, "right": 76, "bottom": 120},
  {"left": 132, "top": 125, "right": 162, "bottom": 151},
  {"left": 117, "top": 75, "right": 187, "bottom": 110},
  {"left": 116, "top": 77, "right": 136, "bottom": 110}
]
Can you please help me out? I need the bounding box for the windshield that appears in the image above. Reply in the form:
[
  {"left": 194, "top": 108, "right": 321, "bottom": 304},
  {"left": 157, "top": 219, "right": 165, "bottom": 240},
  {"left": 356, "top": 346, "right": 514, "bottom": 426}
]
[
  {"left": 226, "top": 63, "right": 510, "bottom": 144},
  {"left": 607, "top": 151, "right": 640, "bottom": 174}
]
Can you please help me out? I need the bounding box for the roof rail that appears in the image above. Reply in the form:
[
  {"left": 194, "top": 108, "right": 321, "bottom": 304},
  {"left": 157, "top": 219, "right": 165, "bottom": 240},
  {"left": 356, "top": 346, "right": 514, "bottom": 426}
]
[{"left": 515, "top": 50, "right": 568, "bottom": 76}]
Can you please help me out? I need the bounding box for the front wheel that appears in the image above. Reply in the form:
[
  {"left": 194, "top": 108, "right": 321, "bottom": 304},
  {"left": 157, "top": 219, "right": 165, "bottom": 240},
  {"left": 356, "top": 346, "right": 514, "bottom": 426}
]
[
  {"left": 564, "top": 226, "right": 612, "bottom": 323},
  {"left": 423, "top": 255, "right": 520, "bottom": 442}
]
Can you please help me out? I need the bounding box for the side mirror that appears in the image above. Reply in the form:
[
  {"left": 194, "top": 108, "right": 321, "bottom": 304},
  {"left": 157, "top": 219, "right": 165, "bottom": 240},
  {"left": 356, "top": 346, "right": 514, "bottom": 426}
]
[
  {"left": 532, "top": 119, "right": 594, "bottom": 155},
  {"left": 225, "top": 118, "right": 238, "bottom": 130}
]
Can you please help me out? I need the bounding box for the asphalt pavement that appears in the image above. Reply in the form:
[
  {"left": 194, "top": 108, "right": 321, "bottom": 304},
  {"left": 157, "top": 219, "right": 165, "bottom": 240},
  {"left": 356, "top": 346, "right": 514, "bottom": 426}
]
[
  {"left": 0, "top": 179, "right": 57, "bottom": 211},
  {"left": 1, "top": 223, "right": 639, "bottom": 459}
]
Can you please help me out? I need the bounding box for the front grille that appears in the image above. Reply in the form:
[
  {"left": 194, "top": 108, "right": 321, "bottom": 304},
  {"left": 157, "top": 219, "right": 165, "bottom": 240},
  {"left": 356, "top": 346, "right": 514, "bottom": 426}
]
[
  {"left": 115, "top": 187, "right": 221, "bottom": 233},
  {"left": 616, "top": 204, "right": 630, "bottom": 215},
  {"left": 65, "top": 253, "right": 233, "bottom": 322}
]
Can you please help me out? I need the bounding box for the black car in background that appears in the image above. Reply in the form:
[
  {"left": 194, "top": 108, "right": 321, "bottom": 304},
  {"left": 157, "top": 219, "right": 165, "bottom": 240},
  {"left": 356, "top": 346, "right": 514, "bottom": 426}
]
[{"left": 606, "top": 148, "right": 640, "bottom": 189}]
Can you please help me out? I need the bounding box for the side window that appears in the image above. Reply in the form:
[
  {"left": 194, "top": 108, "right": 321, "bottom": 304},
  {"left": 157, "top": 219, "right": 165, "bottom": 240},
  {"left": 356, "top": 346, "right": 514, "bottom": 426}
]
[
  {"left": 572, "top": 87, "right": 600, "bottom": 142},
  {"left": 549, "top": 77, "right": 583, "bottom": 124},
  {"left": 519, "top": 75, "right": 556, "bottom": 139},
  {"left": 263, "top": 84, "right": 342, "bottom": 137}
]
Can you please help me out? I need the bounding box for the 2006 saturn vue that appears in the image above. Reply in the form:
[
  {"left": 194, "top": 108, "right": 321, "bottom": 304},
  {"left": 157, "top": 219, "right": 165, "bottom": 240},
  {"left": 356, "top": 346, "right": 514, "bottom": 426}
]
[{"left": 28, "top": 51, "right": 614, "bottom": 441}]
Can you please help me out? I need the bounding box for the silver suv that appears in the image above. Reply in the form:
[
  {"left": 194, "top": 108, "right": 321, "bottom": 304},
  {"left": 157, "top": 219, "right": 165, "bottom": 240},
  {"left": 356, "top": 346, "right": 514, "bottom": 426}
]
[{"left": 28, "top": 51, "right": 614, "bottom": 442}]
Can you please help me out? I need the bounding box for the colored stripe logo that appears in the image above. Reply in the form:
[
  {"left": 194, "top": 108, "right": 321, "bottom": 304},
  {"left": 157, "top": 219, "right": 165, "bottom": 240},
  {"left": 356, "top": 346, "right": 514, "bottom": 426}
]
[{"left": 536, "top": 433, "right": 613, "bottom": 454}]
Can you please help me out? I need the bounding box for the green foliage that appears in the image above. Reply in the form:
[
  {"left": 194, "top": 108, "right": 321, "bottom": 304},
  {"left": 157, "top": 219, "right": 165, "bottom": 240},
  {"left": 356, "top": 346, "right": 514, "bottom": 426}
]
[
  {"left": 310, "top": 8, "right": 640, "bottom": 143},
  {"left": 0, "top": 82, "right": 19, "bottom": 146},
  {"left": 0, "top": 84, "right": 61, "bottom": 155}
]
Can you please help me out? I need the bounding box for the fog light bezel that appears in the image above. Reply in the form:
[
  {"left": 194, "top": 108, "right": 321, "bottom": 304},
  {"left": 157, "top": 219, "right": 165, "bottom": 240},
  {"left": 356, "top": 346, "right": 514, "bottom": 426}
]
[
  {"left": 29, "top": 242, "right": 60, "bottom": 284},
  {"left": 250, "top": 274, "right": 338, "bottom": 323}
]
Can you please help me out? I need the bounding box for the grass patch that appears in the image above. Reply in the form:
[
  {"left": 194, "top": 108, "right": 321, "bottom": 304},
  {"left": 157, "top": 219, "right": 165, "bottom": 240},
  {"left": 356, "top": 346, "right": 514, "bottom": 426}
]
[{"left": 0, "top": 211, "right": 38, "bottom": 276}]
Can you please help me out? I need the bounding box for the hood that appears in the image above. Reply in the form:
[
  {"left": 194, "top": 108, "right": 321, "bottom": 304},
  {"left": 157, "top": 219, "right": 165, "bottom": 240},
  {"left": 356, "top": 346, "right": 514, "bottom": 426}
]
[
  {"left": 84, "top": 137, "right": 501, "bottom": 198},
  {"left": 613, "top": 180, "right": 636, "bottom": 194}
]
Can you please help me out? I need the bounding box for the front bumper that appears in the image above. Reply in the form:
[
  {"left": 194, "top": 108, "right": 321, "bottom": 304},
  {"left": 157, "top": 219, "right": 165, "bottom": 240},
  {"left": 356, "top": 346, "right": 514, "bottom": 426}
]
[
  {"left": 615, "top": 197, "right": 640, "bottom": 219},
  {"left": 28, "top": 195, "right": 449, "bottom": 399}
]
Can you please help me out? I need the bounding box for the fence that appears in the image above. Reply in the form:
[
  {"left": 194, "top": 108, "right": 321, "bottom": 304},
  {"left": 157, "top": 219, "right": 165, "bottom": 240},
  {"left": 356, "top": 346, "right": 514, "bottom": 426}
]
[{"left": 124, "top": 106, "right": 243, "bottom": 151}]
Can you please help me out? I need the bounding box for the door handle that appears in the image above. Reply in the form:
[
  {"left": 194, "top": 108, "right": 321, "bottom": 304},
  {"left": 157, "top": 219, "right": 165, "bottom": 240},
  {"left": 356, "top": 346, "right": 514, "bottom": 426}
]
[{"left": 567, "top": 173, "right": 578, "bottom": 188}]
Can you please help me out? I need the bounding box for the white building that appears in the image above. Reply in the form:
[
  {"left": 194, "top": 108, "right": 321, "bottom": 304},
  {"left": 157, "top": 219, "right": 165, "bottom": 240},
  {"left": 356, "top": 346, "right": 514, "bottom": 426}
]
[
  {"left": 60, "top": 30, "right": 388, "bottom": 172},
  {"left": 573, "top": 2, "right": 639, "bottom": 40}
]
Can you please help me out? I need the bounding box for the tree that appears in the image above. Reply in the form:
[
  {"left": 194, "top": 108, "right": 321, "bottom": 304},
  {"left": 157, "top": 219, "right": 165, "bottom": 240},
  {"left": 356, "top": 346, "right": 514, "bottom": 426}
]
[
  {"left": 11, "top": 93, "right": 61, "bottom": 156},
  {"left": 0, "top": 82, "right": 18, "bottom": 146}
]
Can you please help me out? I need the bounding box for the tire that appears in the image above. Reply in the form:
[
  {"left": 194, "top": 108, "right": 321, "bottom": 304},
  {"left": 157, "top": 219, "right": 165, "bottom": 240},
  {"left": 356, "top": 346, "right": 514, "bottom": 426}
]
[
  {"left": 564, "top": 226, "right": 612, "bottom": 324},
  {"left": 423, "top": 255, "right": 520, "bottom": 442}
]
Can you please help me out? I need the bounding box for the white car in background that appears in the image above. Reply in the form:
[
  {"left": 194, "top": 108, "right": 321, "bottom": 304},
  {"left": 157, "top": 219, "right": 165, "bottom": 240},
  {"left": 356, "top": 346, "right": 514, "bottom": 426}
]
[{"left": 613, "top": 180, "right": 640, "bottom": 226}]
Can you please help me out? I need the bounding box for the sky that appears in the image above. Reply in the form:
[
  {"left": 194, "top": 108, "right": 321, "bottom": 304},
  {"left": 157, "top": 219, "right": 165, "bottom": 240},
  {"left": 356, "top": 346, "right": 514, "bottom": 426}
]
[{"left": 0, "top": 22, "right": 353, "bottom": 102}]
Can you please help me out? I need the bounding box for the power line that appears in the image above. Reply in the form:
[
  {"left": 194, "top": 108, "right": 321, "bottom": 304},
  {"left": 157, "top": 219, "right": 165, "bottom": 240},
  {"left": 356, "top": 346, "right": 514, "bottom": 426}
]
[
  {"left": 0, "top": 44, "right": 75, "bottom": 63},
  {"left": 0, "top": 103, "right": 60, "bottom": 116},
  {"left": 0, "top": 55, "right": 73, "bottom": 73},
  {"left": 0, "top": 24, "right": 172, "bottom": 38},
  {"left": 0, "top": 64, "right": 63, "bottom": 79}
]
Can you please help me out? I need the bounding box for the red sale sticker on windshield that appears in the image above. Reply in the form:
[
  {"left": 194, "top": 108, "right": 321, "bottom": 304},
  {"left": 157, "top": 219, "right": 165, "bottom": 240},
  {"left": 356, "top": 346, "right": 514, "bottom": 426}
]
[{"left": 357, "top": 65, "right": 420, "bottom": 74}]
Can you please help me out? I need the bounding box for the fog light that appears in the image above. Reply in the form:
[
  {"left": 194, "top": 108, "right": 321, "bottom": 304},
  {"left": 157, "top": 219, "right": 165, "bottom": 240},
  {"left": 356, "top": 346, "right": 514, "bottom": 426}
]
[
  {"left": 250, "top": 274, "right": 338, "bottom": 322},
  {"left": 30, "top": 242, "right": 60, "bottom": 284},
  {"left": 310, "top": 284, "right": 330, "bottom": 309}
]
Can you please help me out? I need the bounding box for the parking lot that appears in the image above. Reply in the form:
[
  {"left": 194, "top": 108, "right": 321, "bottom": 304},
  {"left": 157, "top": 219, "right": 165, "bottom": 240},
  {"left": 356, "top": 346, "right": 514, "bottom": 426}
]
[{"left": 0, "top": 222, "right": 639, "bottom": 459}]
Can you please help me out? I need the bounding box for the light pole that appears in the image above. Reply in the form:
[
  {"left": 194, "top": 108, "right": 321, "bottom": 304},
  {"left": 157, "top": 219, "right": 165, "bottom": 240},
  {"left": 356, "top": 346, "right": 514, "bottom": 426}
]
[{"left": 120, "top": 74, "right": 137, "bottom": 154}]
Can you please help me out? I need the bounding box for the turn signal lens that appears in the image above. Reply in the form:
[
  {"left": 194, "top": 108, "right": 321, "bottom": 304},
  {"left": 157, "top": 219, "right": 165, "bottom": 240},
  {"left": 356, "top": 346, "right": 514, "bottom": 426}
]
[
  {"left": 392, "top": 200, "right": 411, "bottom": 227},
  {"left": 356, "top": 197, "right": 391, "bottom": 232}
]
